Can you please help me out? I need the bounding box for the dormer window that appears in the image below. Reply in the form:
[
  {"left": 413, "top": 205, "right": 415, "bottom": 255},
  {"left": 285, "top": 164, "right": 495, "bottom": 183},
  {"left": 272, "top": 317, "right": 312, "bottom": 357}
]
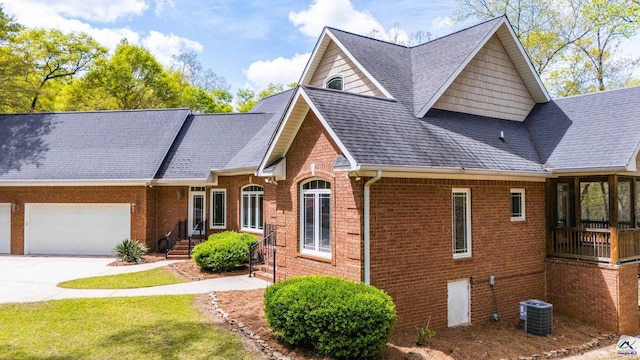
[{"left": 324, "top": 75, "right": 344, "bottom": 91}]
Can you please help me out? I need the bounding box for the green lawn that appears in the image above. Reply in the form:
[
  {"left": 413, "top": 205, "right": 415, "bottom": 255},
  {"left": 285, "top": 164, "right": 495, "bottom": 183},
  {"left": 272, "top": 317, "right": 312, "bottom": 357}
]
[
  {"left": 58, "top": 266, "right": 186, "bottom": 289},
  {"left": 0, "top": 295, "right": 256, "bottom": 360}
]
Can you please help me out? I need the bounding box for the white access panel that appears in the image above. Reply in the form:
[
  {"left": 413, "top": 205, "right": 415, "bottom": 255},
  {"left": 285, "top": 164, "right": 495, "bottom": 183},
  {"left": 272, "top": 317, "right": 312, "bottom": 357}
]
[
  {"left": 448, "top": 278, "right": 471, "bottom": 327},
  {"left": 0, "top": 204, "right": 10, "bottom": 254}
]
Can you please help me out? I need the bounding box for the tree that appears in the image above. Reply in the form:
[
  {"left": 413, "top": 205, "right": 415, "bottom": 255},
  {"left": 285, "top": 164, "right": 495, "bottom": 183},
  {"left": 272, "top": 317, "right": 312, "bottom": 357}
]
[
  {"left": 65, "top": 40, "right": 180, "bottom": 110},
  {"left": 171, "top": 50, "right": 230, "bottom": 91},
  {"left": 10, "top": 29, "right": 106, "bottom": 111},
  {"left": 454, "top": 0, "right": 640, "bottom": 95},
  {"left": 236, "top": 83, "right": 294, "bottom": 112},
  {"left": 0, "top": 6, "right": 26, "bottom": 112}
]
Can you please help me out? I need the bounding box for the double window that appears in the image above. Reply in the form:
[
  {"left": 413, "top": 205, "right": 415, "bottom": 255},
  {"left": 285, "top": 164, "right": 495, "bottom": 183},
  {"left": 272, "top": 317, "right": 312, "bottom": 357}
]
[
  {"left": 241, "top": 185, "right": 263, "bottom": 231},
  {"left": 452, "top": 188, "right": 471, "bottom": 258},
  {"left": 210, "top": 189, "right": 226, "bottom": 229},
  {"left": 300, "top": 179, "right": 331, "bottom": 257}
]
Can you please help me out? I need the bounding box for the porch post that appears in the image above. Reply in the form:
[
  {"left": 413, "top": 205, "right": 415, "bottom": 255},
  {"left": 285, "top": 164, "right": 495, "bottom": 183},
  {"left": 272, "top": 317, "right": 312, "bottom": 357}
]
[
  {"left": 545, "top": 179, "right": 556, "bottom": 256},
  {"left": 573, "top": 177, "right": 581, "bottom": 228},
  {"left": 609, "top": 175, "right": 619, "bottom": 264}
]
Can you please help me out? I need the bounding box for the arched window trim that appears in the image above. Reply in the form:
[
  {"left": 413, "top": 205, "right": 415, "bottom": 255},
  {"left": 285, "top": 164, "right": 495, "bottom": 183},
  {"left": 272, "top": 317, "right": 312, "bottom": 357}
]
[
  {"left": 299, "top": 178, "right": 332, "bottom": 258},
  {"left": 241, "top": 184, "right": 264, "bottom": 232},
  {"left": 324, "top": 74, "right": 344, "bottom": 91}
]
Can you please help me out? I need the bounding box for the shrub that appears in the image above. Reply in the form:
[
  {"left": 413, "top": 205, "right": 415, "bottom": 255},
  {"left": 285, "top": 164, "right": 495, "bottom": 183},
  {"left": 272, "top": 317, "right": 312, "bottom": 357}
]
[
  {"left": 264, "top": 275, "right": 396, "bottom": 359},
  {"left": 113, "top": 239, "right": 148, "bottom": 263},
  {"left": 192, "top": 231, "right": 258, "bottom": 272}
]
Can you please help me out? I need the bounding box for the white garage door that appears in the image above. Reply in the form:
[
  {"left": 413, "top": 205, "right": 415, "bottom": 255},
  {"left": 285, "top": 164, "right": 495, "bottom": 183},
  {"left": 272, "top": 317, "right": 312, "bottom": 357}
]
[
  {"left": 25, "top": 203, "right": 131, "bottom": 256},
  {"left": 0, "top": 204, "right": 10, "bottom": 254}
]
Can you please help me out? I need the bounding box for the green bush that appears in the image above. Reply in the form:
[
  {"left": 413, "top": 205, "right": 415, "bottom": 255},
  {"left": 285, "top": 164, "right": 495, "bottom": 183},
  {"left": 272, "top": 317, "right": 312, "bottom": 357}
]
[
  {"left": 113, "top": 239, "right": 148, "bottom": 263},
  {"left": 264, "top": 275, "right": 396, "bottom": 359},
  {"left": 192, "top": 231, "right": 258, "bottom": 272}
]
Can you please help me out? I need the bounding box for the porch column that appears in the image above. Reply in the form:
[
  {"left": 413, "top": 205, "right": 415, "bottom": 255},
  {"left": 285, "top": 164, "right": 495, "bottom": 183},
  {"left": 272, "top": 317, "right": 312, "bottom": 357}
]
[{"left": 609, "top": 175, "right": 619, "bottom": 264}]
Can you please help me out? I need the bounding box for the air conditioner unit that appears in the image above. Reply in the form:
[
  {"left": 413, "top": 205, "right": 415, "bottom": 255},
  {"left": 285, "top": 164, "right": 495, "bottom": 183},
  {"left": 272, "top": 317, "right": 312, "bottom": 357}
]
[{"left": 519, "top": 299, "right": 553, "bottom": 336}]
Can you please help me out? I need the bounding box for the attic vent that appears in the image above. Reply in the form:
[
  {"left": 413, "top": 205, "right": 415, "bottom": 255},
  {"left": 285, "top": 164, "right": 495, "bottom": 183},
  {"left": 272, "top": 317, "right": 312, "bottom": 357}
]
[{"left": 519, "top": 299, "right": 553, "bottom": 336}]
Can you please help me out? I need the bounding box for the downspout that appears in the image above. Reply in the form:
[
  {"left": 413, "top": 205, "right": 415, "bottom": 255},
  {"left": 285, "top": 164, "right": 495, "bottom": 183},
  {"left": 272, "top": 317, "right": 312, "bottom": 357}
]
[{"left": 364, "top": 170, "right": 382, "bottom": 285}]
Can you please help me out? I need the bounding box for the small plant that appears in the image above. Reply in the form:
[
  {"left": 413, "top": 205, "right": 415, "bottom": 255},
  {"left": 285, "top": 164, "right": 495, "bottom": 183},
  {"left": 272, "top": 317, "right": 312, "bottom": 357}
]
[
  {"left": 416, "top": 316, "right": 436, "bottom": 346},
  {"left": 113, "top": 239, "right": 148, "bottom": 263},
  {"left": 264, "top": 275, "right": 396, "bottom": 359},
  {"left": 192, "top": 231, "right": 258, "bottom": 272}
]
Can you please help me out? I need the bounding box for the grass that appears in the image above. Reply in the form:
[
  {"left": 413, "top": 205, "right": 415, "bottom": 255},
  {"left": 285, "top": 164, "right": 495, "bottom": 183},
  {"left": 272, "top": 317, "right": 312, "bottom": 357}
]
[
  {"left": 58, "top": 266, "right": 187, "bottom": 289},
  {"left": 0, "top": 295, "right": 256, "bottom": 360}
]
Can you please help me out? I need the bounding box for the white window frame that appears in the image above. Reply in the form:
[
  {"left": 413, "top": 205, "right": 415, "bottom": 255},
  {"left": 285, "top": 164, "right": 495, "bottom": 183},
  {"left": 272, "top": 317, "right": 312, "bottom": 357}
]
[
  {"left": 209, "top": 189, "right": 226, "bottom": 229},
  {"left": 452, "top": 188, "right": 472, "bottom": 259},
  {"left": 241, "top": 185, "right": 263, "bottom": 232},
  {"left": 510, "top": 188, "right": 526, "bottom": 222},
  {"left": 324, "top": 74, "right": 344, "bottom": 91},
  {"left": 299, "top": 179, "right": 332, "bottom": 258}
]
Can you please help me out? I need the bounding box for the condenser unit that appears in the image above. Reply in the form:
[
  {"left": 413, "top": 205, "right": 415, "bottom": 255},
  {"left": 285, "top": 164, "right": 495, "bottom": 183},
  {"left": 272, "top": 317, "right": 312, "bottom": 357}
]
[{"left": 519, "top": 299, "right": 553, "bottom": 336}]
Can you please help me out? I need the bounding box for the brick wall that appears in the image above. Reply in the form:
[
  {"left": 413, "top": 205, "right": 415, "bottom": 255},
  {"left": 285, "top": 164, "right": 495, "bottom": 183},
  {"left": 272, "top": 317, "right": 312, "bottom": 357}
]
[
  {"left": 0, "top": 186, "right": 149, "bottom": 254},
  {"left": 273, "top": 111, "right": 364, "bottom": 282},
  {"left": 546, "top": 258, "right": 639, "bottom": 334},
  {"left": 369, "top": 178, "right": 547, "bottom": 331}
]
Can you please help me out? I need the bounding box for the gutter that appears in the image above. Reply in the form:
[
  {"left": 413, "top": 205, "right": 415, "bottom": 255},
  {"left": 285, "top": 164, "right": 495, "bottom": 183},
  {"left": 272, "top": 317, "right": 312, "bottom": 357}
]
[{"left": 364, "top": 170, "right": 382, "bottom": 285}]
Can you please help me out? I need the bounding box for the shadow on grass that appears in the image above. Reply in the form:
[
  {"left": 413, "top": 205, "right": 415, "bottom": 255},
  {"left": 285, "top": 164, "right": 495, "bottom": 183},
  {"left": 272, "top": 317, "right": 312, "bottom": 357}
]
[{"left": 101, "top": 320, "right": 242, "bottom": 359}]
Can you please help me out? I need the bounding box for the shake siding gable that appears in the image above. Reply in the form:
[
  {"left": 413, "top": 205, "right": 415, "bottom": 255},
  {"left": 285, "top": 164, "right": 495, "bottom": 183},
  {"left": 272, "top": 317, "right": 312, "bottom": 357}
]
[
  {"left": 309, "top": 41, "right": 384, "bottom": 97},
  {"left": 433, "top": 35, "right": 535, "bottom": 122}
]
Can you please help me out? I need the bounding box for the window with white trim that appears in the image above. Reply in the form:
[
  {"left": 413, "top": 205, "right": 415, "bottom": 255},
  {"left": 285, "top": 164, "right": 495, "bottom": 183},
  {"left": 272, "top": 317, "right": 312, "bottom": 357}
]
[
  {"left": 210, "top": 189, "right": 226, "bottom": 229},
  {"left": 510, "top": 188, "right": 525, "bottom": 221},
  {"left": 241, "top": 185, "right": 263, "bottom": 231},
  {"left": 324, "top": 75, "right": 344, "bottom": 91},
  {"left": 452, "top": 188, "right": 471, "bottom": 258},
  {"left": 300, "top": 179, "right": 331, "bottom": 257}
]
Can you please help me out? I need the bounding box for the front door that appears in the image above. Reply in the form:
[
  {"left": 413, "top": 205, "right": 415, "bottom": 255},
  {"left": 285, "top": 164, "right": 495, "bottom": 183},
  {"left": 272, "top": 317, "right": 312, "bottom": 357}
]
[{"left": 188, "top": 187, "right": 206, "bottom": 236}]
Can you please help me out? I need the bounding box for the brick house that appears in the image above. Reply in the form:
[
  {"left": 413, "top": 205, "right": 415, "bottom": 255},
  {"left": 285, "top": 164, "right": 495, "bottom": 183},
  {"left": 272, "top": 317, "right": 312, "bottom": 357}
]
[
  {"left": 1, "top": 15, "right": 640, "bottom": 335},
  {"left": 256, "top": 16, "right": 640, "bottom": 334},
  {"left": 0, "top": 91, "right": 291, "bottom": 256}
]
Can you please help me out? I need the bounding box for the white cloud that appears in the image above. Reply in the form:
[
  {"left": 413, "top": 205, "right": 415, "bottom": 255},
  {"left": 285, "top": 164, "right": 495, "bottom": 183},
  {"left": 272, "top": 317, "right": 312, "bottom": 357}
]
[
  {"left": 141, "top": 31, "right": 203, "bottom": 67},
  {"left": 245, "top": 53, "right": 310, "bottom": 89},
  {"left": 431, "top": 16, "right": 453, "bottom": 30},
  {"left": 3, "top": 0, "right": 202, "bottom": 68},
  {"left": 153, "top": 0, "right": 175, "bottom": 16},
  {"left": 289, "top": 0, "right": 385, "bottom": 38},
  {"left": 4, "top": 0, "right": 147, "bottom": 23}
]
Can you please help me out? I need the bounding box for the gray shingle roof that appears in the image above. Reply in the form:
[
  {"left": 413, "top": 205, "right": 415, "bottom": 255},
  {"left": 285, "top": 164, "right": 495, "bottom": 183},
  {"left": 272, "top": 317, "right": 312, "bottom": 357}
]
[
  {"left": 303, "top": 86, "right": 543, "bottom": 173},
  {"left": 326, "top": 17, "right": 503, "bottom": 117},
  {"left": 0, "top": 109, "right": 190, "bottom": 181},
  {"left": 526, "top": 86, "right": 640, "bottom": 171},
  {"left": 158, "top": 89, "right": 293, "bottom": 179}
]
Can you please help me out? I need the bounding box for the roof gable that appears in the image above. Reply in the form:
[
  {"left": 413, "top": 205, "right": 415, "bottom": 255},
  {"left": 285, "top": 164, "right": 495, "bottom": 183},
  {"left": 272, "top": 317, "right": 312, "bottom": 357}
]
[
  {"left": 299, "top": 28, "right": 395, "bottom": 99},
  {"left": 432, "top": 34, "right": 536, "bottom": 121},
  {"left": 414, "top": 17, "right": 549, "bottom": 118}
]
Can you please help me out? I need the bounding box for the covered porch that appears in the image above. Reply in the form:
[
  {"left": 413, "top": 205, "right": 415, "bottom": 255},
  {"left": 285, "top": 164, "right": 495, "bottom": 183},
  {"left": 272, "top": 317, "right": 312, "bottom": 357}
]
[{"left": 548, "top": 175, "right": 640, "bottom": 264}]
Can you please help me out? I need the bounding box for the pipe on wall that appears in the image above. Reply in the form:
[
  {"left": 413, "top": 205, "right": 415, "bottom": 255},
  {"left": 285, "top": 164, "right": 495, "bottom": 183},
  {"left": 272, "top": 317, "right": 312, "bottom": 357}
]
[{"left": 364, "top": 170, "right": 382, "bottom": 285}]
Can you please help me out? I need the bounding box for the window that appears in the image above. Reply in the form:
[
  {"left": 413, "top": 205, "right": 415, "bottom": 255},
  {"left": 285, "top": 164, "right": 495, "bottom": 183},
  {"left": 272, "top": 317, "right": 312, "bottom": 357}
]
[
  {"left": 241, "top": 185, "right": 263, "bottom": 231},
  {"left": 300, "top": 179, "right": 331, "bottom": 257},
  {"left": 210, "top": 189, "right": 226, "bottom": 229},
  {"left": 510, "top": 189, "right": 525, "bottom": 221},
  {"left": 324, "top": 75, "right": 343, "bottom": 91},
  {"left": 452, "top": 188, "right": 471, "bottom": 258}
]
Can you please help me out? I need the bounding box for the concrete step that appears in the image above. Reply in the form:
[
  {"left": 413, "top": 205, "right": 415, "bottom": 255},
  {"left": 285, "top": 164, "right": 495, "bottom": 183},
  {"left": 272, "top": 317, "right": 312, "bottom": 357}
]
[
  {"left": 252, "top": 270, "right": 274, "bottom": 282},
  {"left": 167, "top": 254, "right": 190, "bottom": 260}
]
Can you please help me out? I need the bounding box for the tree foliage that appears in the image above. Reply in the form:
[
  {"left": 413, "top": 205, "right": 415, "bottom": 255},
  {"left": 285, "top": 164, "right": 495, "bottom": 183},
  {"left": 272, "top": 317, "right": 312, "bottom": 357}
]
[
  {"left": 236, "top": 82, "right": 295, "bottom": 112},
  {"left": 455, "top": 0, "right": 640, "bottom": 96}
]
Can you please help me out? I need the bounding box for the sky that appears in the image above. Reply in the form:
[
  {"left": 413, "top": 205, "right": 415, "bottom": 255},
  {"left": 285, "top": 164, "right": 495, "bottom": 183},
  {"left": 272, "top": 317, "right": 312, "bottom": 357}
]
[{"left": 3, "top": 0, "right": 640, "bottom": 94}]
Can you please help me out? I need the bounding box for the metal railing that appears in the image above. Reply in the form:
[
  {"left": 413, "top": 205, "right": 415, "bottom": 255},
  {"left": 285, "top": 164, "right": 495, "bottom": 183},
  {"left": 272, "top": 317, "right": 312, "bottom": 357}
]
[
  {"left": 158, "top": 219, "right": 187, "bottom": 260},
  {"left": 188, "top": 220, "right": 207, "bottom": 258},
  {"left": 249, "top": 223, "right": 277, "bottom": 282}
]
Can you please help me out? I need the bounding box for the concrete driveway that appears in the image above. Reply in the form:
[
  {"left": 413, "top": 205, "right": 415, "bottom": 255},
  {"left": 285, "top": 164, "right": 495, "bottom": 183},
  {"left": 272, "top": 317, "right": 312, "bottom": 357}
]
[{"left": 0, "top": 255, "right": 269, "bottom": 304}]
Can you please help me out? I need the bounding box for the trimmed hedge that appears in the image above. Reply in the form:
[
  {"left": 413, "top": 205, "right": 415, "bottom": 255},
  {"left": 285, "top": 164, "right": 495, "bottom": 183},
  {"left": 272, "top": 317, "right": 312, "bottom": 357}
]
[
  {"left": 192, "top": 231, "right": 258, "bottom": 272},
  {"left": 264, "top": 275, "right": 396, "bottom": 359}
]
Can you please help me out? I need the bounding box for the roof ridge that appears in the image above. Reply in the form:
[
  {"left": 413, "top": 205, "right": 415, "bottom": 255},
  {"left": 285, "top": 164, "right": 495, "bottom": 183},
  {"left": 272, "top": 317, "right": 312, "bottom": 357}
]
[
  {"left": 0, "top": 108, "right": 191, "bottom": 116},
  {"left": 553, "top": 84, "right": 640, "bottom": 101},
  {"left": 325, "top": 26, "right": 410, "bottom": 49},
  {"left": 409, "top": 15, "right": 505, "bottom": 49}
]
